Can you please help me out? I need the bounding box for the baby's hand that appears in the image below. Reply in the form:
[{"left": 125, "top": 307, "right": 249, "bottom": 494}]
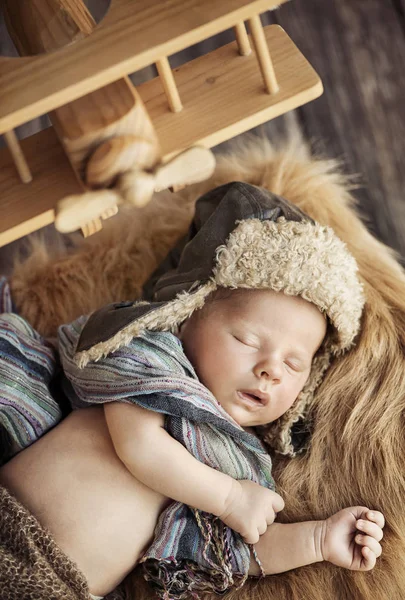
[
  {"left": 219, "top": 479, "right": 284, "bottom": 544},
  {"left": 321, "top": 507, "right": 385, "bottom": 571}
]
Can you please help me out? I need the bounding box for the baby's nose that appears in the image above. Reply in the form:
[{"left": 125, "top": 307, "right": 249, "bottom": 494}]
[{"left": 255, "top": 359, "right": 283, "bottom": 382}]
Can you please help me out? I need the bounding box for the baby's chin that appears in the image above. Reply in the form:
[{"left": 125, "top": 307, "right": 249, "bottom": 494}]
[{"left": 226, "top": 408, "right": 265, "bottom": 431}]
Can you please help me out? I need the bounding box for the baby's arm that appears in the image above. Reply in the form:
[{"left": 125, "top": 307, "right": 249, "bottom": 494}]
[
  {"left": 104, "top": 402, "right": 284, "bottom": 543},
  {"left": 249, "top": 507, "right": 384, "bottom": 576}
]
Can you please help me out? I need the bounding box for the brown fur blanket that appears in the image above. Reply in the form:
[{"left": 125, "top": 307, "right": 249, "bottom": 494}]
[{"left": 9, "top": 136, "right": 405, "bottom": 600}]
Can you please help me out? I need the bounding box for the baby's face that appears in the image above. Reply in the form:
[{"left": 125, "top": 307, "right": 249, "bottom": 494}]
[{"left": 179, "top": 289, "right": 327, "bottom": 428}]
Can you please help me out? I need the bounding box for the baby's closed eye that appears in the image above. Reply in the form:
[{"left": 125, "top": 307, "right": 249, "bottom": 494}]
[
  {"left": 284, "top": 359, "right": 307, "bottom": 373},
  {"left": 232, "top": 334, "right": 259, "bottom": 349}
]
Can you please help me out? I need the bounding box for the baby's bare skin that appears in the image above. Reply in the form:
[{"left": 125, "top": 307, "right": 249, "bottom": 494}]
[
  {"left": 0, "top": 407, "right": 169, "bottom": 597},
  {"left": 0, "top": 405, "right": 385, "bottom": 596}
]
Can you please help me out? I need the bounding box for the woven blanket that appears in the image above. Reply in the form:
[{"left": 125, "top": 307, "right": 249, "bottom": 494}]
[
  {"left": 0, "top": 486, "right": 91, "bottom": 600},
  {"left": 0, "top": 278, "right": 62, "bottom": 463},
  {"left": 59, "top": 316, "right": 275, "bottom": 599}
]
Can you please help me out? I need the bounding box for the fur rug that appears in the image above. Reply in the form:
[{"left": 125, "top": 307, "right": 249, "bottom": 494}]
[{"left": 10, "top": 136, "right": 405, "bottom": 600}]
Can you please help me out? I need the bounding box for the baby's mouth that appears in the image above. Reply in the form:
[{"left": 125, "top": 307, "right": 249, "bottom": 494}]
[{"left": 237, "top": 390, "right": 269, "bottom": 408}]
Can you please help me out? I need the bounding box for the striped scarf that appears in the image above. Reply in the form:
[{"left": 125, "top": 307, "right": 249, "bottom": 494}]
[
  {"left": 59, "top": 317, "right": 275, "bottom": 599},
  {"left": 0, "top": 278, "right": 62, "bottom": 462}
]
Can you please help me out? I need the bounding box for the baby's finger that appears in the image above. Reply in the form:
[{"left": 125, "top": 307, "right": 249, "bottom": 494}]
[
  {"left": 243, "top": 530, "right": 260, "bottom": 545},
  {"left": 356, "top": 519, "right": 384, "bottom": 542},
  {"left": 361, "top": 546, "right": 376, "bottom": 570},
  {"left": 356, "top": 534, "right": 382, "bottom": 558},
  {"left": 366, "top": 510, "right": 385, "bottom": 529},
  {"left": 258, "top": 521, "right": 268, "bottom": 536},
  {"left": 271, "top": 492, "right": 285, "bottom": 513}
]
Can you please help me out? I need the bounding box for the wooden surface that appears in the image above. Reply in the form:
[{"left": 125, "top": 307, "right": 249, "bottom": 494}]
[
  {"left": 0, "top": 24, "right": 322, "bottom": 247},
  {"left": 50, "top": 77, "right": 159, "bottom": 178},
  {"left": 0, "top": 128, "right": 82, "bottom": 247},
  {"left": 2, "top": 0, "right": 160, "bottom": 189},
  {"left": 0, "top": 0, "right": 288, "bottom": 134},
  {"left": 2, "top": 0, "right": 95, "bottom": 55},
  {"left": 138, "top": 25, "right": 321, "bottom": 157},
  {"left": 1, "top": 0, "right": 405, "bottom": 270}
]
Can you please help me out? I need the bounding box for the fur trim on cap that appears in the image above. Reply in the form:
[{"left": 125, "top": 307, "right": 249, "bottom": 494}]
[
  {"left": 214, "top": 218, "right": 364, "bottom": 353},
  {"left": 75, "top": 217, "right": 364, "bottom": 456},
  {"left": 75, "top": 283, "right": 217, "bottom": 368}
]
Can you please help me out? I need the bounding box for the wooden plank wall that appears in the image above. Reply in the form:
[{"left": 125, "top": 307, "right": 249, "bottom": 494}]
[
  {"left": 1, "top": 0, "right": 404, "bottom": 272},
  {"left": 269, "top": 0, "right": 405, "bottom": 261}
]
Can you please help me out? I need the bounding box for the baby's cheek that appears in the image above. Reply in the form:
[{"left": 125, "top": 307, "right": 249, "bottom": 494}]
[
  {"left": 198, "top": 354, "right": 227, "bottom": 390},
  {"left": 283, "top": 382, "right": 303, "bottom": 411},
  {"left": 206, "top": 353, "right": 238, "bottom": 391},
  {"left": 290, "top": 372, "right": 309, "bottom": 399}
]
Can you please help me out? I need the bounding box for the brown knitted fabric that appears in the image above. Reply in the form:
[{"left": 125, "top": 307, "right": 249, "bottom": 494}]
[{"left": 0, "top": 485, "right": 91, "bottom": 600}]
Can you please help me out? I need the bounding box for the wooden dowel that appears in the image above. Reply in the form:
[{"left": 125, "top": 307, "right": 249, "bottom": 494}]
[
  {"left": 248, "top": 14, "right": 279, "bottom": 94},
  {"left": 234, "top": 22, "right": 251, "bottom": 56},
  {"left": 156, "top": 57, "right": 183, "bottom": 113},
  {"left": 4, "top": 130, "right": 33, "bottom": 183}
]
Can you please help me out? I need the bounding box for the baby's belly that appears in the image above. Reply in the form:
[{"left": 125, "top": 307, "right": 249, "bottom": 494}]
[{"left": 0, "top": 407, "right": 169, "bottom": 596}]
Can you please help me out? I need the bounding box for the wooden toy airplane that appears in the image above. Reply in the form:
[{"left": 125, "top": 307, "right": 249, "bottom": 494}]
[{"left": 0, "top": 0, "right": 323, "bottom": 246}]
